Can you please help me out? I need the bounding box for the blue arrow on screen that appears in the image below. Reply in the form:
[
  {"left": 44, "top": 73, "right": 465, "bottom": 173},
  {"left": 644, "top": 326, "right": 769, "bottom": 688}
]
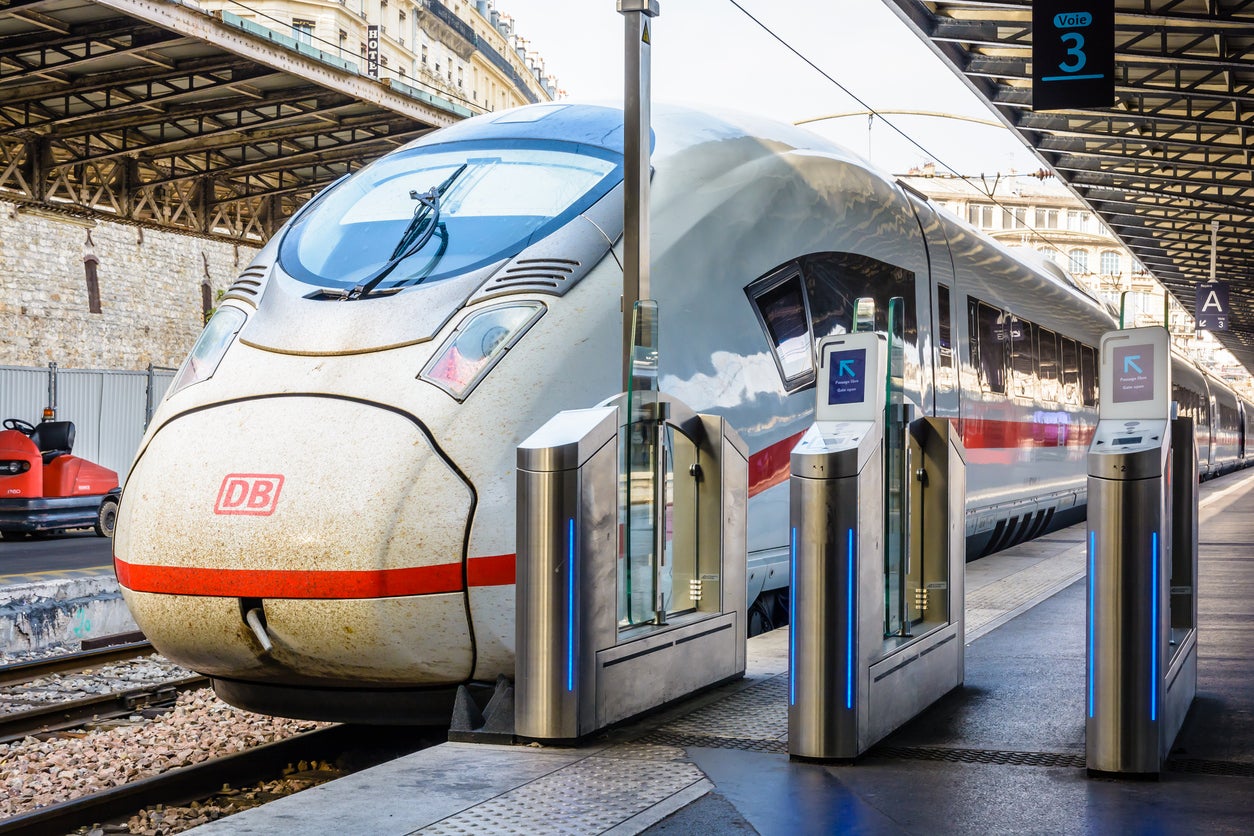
[
  {"left": 839, "top": 359, "right": 856, "bottom": 377},
  {"left": 1123, "top": 355, "right": 1143, "bottom": 375}
]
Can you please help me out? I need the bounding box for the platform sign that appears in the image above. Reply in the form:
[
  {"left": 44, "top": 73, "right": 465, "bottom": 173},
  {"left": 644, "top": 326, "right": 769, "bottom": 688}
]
[
  {"left": 1032, "top": 1, "right": 1114, "bottom": 111},
  {"left": 367, "top": 25, "right": 380, "bottom": 79},
  {"left": 1196, "top": 282, "right": 1230, "bottom": 331}
]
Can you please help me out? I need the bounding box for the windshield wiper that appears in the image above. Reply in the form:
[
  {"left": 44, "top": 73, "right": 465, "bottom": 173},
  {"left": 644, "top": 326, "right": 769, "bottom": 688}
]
[{"left": 345, "top": 163, "right": 468, "bottom": 300}]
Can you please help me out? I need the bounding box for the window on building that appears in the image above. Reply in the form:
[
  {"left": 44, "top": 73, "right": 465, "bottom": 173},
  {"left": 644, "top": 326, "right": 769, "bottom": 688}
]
[
  {"left": 1036, "top": 208, "right": 1059, "bottom": 229},
  {"left": 421, "top": 44, "right": 428, "bottom": 64},
  {"left": 968, "top": 203, "right": 999, "bottom": 228},
  {"left": 292, "top": 19, "right": 315, "bottom": 44},
  {"left": 1067, "top": 210, "right": 1084, "bottom": 231},
  {"left": 1100, "top": 250, "right": 1121, "bottom": 275},
  {"left": 1068, "top": 249, "right": 1089, "bottom": 273}
]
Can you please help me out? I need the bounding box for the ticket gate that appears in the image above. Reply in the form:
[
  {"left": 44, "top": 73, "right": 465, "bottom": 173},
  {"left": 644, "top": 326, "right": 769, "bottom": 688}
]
[
  {"left": 511, "top": 303, "right": 748, "bottom": 744},
  {"left": 1087, "top": 326, "right": 1198, "bottom": 776},
  {"left": 788, "top": 329, "right": 965, "bottom": 761}
]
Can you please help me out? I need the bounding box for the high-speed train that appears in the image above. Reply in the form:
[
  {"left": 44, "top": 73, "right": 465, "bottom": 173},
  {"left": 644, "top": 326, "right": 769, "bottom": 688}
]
[{"left": 114, "top": 102, "right": 1251, "bottom": 724}]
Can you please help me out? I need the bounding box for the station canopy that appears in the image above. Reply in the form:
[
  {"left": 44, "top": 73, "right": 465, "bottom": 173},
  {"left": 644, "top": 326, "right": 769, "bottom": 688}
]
[
  {"left": 882, "top": 0, "right": 1254, "bottom": 372},
  {"left": 0, "top": 0, "right": 466, "bottom": 242}
]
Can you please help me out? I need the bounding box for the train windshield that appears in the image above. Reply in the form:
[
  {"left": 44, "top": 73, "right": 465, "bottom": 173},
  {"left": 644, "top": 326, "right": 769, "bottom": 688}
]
[{"left": 279, "top": 140, "right": 622, "bottom": 293}]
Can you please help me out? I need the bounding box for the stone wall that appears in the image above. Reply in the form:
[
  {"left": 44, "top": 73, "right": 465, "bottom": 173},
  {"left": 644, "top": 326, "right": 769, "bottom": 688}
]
[{"left": 0, "top": 201, "right": 261, "bottom": 370}]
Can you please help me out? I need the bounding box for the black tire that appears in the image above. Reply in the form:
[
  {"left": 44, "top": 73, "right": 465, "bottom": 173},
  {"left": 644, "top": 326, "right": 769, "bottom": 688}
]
[
  {"left": 747, "top": 599, "right": 775, "bottom": 637},
  {"left": 95, "top": 497, "right": 119, "bottom": 538}
]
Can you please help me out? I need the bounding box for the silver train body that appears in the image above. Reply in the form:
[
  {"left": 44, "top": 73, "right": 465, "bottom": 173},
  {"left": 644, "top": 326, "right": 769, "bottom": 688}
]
[{"left": 115, "top": 103, "right": 1250, "bottom": 722}]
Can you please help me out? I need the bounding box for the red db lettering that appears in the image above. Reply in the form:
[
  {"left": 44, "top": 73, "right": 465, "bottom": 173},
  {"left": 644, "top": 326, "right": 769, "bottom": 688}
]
[{"left": 215, "top": 474, "right": 284, "bottom": 516}]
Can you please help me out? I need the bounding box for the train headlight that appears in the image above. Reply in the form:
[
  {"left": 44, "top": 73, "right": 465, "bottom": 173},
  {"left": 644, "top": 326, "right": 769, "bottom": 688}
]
[
  {"left": 168, "top": 306, "right": 248, "bottom": 397},
  {"left": 420, "top": 302, "right": 546, "bottom": 400}
]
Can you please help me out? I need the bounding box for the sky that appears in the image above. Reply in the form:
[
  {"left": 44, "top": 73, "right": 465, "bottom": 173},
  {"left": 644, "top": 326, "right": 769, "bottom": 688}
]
[{"left": 496, "top": 0, "right": 1044, "bottom": 180}]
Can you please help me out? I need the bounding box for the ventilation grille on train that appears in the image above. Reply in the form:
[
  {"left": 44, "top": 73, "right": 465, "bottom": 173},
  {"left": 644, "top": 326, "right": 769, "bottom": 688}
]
[
  {"left": 475, "top": 258, "right": 582, "bottom": 298},
  {"left": 222, "top": 264, "right": 269, "bottom": 305}
]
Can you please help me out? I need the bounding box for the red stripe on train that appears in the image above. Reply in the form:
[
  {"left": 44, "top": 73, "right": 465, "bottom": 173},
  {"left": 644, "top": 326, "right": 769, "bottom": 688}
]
[
  {"left": 114, "top": 553, "right": 515, "bottom": 599},
  {"left": 745, "top": 417, "right": 1094, "bottom": 497}
]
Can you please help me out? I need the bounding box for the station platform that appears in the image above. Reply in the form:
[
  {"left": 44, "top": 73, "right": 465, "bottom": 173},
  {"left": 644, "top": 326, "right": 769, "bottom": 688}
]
[{"left": 195, "top": 469, "right": 1254, "bottom": 835}]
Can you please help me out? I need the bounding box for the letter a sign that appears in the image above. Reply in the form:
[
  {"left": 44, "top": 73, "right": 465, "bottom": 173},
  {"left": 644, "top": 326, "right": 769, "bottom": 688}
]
[{"left": 1196, "top": 282, "right": 1230, "bottom": 332}]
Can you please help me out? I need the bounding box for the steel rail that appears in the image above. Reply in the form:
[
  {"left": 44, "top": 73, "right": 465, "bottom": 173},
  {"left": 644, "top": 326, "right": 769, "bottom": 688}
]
[
  {"left": 0, "top": 674, "right": 209, "bottom": 745},
  {"left": 0, "top": 640, "right": 156, "bottom": 687}
]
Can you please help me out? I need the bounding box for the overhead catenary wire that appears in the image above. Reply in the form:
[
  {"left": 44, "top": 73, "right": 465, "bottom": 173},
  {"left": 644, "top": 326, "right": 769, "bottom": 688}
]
[{"left": 722, "top": 0, "right": 1135, "bottom": 281}]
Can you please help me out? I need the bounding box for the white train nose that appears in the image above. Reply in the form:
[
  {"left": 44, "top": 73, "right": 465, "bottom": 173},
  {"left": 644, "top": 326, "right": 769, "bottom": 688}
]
[{"left": 115, "top": 395, "right": 475, "bottom": 686}]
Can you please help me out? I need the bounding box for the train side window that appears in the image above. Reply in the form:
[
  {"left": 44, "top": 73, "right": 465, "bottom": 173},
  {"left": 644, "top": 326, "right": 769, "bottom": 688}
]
[
  {"left": 1080, "top": 344, "right": 1097, "bottom": 406},
  {"left": 1061, "top": 337, "right": 1080, "bottom": 404},
  {"left": 1009, "top": 316, "right": 1037, "bottom": 399},
  {"left": 747, "top": 267, "right": 815, "bottom": 388},
  {"left": 937, "top": 284, "right": 953, "bottom": 368},
  {"left": 975, "top": 301, "right": 1007, "bottom": 395},
  {"left": 1038, "top": 327, "right": 1059, "bottom": 400},
  {"left": 800, "top": 252, "right": 917, "bottom": 345}
]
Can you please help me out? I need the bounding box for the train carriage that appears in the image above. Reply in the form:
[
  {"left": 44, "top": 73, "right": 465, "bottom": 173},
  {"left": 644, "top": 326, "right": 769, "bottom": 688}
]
[{"left": 115, "top": 102, "right": 1237, "bottom": 723}]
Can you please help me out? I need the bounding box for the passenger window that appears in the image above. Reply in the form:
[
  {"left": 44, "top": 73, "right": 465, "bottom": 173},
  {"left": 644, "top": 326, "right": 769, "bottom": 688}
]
[
  {"left": 1080, "top": 344, "right": 1097, "bottom": 406},
  {"left": 975, "top": 302, "right": 1008, "bottom": 395},
  {"left": 749, "top": 268, "right": 814, "bottom": 386},
  {"left": 800, "top": 252, "right": 917, "bottom": 345},
  {"left": 937, "top": 284, "right": 953, "bottom": 368},
  {"left": 1038, "top": 327, "right": 1059, "bottom": 400},
  {"left": 1010, "top": 317, "right": 1037, "bottom": 399},
  {"left": 1061, "top": 337, "right": 1080, "bottom": 404}
]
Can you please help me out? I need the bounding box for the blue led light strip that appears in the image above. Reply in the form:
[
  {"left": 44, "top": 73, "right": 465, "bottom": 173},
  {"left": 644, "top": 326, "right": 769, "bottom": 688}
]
[
  {"left": 846, "top": 527, "right": 855, "bottom": 710},
  {"left": 566, "top": 517, "right": 575, "bottom": 693},
  {"left": 789, "top": 526, "right": 797, "bottom": 707},
  {"left": 1151, "top": 530, "right": 1159, "bottom": 722},
  {"left": 1088, "top": 530, "right": 1095, "bottom": 719}
]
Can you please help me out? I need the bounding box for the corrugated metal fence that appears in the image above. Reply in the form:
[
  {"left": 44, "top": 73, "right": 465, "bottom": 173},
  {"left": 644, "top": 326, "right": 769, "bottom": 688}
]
[{"left": 0, "top": 363, "right": 176, "bottom": 478}]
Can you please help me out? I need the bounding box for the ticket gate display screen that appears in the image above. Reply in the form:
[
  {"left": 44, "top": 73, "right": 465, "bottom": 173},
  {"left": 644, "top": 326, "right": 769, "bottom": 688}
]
[
  {"left": 826, "top": 348, "right": 867, "bottom": 406},
  {"left": 1111, "top": 344, "right": 1156, "bottom": 404}
]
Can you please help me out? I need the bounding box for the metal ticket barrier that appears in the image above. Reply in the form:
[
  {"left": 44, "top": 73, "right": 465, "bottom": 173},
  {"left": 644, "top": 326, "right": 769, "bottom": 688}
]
[
  {"left": 512, "top": 306, "right": 748, "bottom": 744},
  {"left": 788, "top": 324, "right": 965, "bottom": 761},
  {"left": 1087, "top": 326, "right": 1198, "bottom": 777}
]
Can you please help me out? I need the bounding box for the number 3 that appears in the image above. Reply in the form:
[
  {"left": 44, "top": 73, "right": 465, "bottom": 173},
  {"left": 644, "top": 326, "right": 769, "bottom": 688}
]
[{"left": 1060, "top": 32, "right": 1087, "bottom": 73}]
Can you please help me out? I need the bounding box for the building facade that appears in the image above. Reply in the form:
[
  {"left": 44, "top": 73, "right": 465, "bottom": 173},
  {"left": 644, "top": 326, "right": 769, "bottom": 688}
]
[
  {"left": 196, "top": 0, "right": 560, "bottom": 112},
  {"left": 900, "top": 164, "right": 1249, "bottom": 396}
]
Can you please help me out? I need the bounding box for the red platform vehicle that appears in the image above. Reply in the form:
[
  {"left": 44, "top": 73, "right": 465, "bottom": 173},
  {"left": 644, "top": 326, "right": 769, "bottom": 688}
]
[{"left": 0, "top": 417, "right": 120, "bottom": 538}]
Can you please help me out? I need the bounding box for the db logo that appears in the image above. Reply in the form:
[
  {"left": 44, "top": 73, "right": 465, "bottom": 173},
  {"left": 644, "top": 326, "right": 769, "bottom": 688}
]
[{"left": 215, "top": 474, "right": 284, "bottom": 516}]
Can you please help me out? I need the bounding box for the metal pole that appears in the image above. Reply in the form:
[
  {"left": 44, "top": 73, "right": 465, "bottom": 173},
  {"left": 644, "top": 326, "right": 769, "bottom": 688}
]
[
  {"left": 1209, "top": 220, "right": 1218, "bottom": 283},
  {"left": 45, "top": 361, "right": 57, "bottom": 421},
  {"left": 618, "top": 0, "right": 659, "bottom": 390}
]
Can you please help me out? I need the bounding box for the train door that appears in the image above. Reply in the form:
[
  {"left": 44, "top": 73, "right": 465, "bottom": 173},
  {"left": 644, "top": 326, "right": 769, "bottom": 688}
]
[{"left": 902, "top": 190, "right": 960, "bottom": 423}]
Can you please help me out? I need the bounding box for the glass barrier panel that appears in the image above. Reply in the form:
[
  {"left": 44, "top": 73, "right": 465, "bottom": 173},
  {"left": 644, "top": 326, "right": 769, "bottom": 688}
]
[
  {"left": 884, "top": 296, "right": 909, "bottom": 637},
  {"left": 621, "top": 300, "right": 660, "bottom": 629}
]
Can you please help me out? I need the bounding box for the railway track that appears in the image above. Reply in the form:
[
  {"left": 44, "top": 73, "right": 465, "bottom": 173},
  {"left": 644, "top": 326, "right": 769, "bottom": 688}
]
[
  {"left": 0, "top": 632, "right": 152, "bottom": 687},
  {"left": 0, "top": 724, "right": 440, "bottom": 835},
  {"left": 0, "top": 630, "right": 207, "bottom": 743},
  {"left": 0, "top": 673, "right": 208, "bottom": 745}
]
